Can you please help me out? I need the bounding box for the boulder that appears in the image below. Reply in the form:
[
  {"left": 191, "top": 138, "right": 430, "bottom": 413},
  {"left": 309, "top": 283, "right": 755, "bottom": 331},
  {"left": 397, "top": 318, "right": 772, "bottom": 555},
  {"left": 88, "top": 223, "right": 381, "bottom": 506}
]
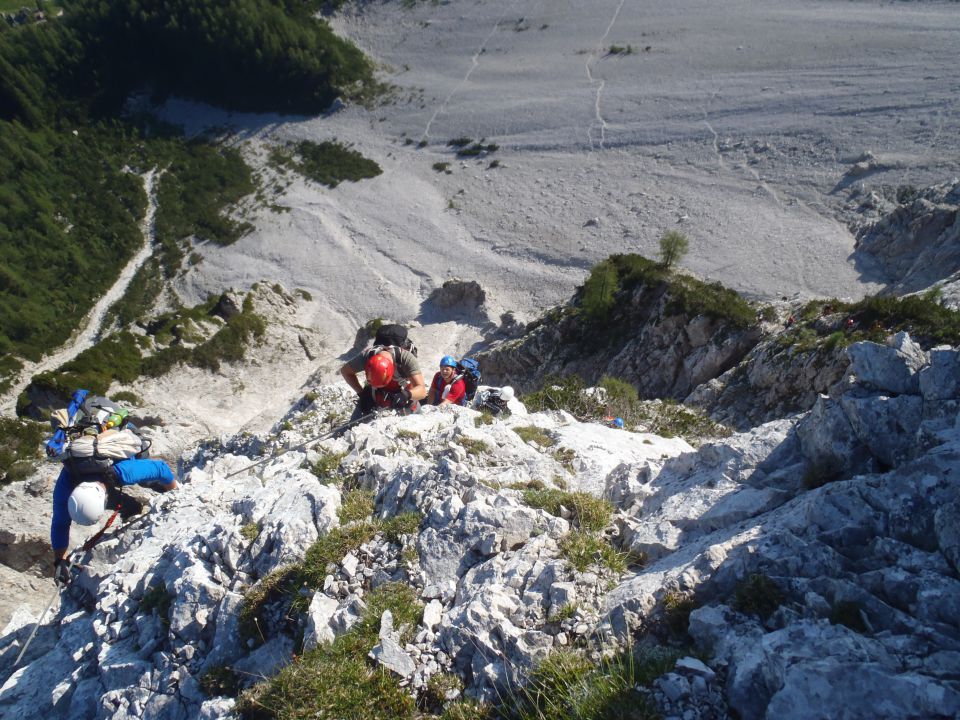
[{"left": 847, "top": 332, "right": 927, "bottom": 395}]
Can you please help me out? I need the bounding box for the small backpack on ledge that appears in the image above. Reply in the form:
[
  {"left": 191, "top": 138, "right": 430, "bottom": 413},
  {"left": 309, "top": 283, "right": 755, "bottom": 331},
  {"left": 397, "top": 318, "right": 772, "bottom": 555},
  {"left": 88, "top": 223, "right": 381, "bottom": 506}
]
[{"left": 457, "top": 358, "right": 481, "bottom": 401}]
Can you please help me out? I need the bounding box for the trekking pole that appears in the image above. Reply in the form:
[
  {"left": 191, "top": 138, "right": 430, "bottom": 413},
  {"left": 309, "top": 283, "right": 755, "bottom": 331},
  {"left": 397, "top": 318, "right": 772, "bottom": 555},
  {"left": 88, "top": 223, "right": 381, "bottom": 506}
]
[{"left": 223, "top": 412, "right": 378, "bottom": 480}]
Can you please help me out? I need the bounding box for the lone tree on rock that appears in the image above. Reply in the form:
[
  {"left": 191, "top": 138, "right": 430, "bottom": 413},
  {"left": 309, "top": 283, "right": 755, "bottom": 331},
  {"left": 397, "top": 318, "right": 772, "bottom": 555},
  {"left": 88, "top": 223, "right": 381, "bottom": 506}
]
[{"left": 658, "top": 230, "right": 689, "bottom": 269}]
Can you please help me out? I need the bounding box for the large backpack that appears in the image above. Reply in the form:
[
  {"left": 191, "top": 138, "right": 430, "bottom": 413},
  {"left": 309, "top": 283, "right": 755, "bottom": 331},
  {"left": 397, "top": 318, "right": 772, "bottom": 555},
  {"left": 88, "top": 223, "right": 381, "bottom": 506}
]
[
  {"left": 457, "top": 358, "right": 481, "bottom": 401},
  {"left": 374, "top": 323, "right": 418, "bottom": 357},
  {"left": 48, "top": 393, "right": 143, "bottom": 480}
]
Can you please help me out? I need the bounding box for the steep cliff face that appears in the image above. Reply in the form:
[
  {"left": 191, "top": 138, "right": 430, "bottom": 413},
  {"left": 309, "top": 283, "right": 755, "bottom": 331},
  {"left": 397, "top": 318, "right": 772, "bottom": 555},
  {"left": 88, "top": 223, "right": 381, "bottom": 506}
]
[
  {"left": 477, "top": 279, "right": 762, "bottom": 401},
  {"left": 853, "top": 179, "right": 960, "bottom": 295},
  {"left": 685, "top": 331, "right": 851, "bottom": 430}
]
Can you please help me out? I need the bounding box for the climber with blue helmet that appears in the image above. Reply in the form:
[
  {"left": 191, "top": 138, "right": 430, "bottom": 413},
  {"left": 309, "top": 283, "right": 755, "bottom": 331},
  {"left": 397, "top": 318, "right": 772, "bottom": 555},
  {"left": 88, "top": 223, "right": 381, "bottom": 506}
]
[{"left": 426, "top": 355, "right": 468, "bottom": 407}]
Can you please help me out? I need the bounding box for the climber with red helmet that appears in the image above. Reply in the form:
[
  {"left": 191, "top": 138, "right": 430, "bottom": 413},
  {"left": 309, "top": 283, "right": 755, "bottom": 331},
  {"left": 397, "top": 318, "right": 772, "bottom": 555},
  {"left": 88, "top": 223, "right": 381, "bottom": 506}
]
[
  {"left": 426, "top": 355, "right": 468, "bottom": 407},
  {"left": 340, "top": 324, "right": 427, "bottom": 421}
]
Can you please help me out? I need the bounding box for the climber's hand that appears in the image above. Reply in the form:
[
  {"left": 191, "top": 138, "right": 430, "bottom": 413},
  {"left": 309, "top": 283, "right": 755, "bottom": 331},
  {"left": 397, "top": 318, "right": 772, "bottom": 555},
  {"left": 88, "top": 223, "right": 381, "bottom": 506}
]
[
  {"left": 389, "top": 388, "right": 412, "bottom": 410},
  {"left": 53, "top": 558, "right": 73, "bottom": 587}
]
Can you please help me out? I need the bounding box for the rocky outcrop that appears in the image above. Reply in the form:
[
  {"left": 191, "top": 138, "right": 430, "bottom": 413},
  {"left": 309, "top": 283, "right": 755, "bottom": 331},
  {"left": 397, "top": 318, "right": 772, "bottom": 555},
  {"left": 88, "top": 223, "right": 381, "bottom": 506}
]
[
  {"left": 685, "top": 330, "right": 850, "bottom": 431},
  {"left": 419, "top": 279, "right": 490, "bottom": 325},
  {"left": 1, "top": 333, "right": 958, "bottom": 720},
  {"left": 854, "top": 179, "right": 960, "bottom": 295},
  {"left": 478, "top": 282, "right": 761, "bottom": 400}
]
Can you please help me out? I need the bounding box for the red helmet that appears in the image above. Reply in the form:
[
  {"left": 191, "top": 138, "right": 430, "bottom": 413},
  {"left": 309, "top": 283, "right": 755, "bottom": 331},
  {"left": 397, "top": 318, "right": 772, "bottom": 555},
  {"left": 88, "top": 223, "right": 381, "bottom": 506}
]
[{"left": 365, "top": 352, "right": 395, "bottom": 388}]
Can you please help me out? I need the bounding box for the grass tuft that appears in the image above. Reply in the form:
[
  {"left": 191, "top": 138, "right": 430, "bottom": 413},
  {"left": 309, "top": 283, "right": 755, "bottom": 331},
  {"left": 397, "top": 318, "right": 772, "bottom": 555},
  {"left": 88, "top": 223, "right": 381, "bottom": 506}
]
[
  {"left": 200, "top": 665, "right": 242, "bottom": 698},
  {"left": 558, "top": 531, "right": 626, "bottom": 574},
  {"left": 339, "top": 489, "right": 375, "bottom": 524},
  {"left": 304, "top": 450, "right": 348, "bottom": 484},
  {"left": 522, "top": 489, "right": 612, "bottom": 532},
  {"left": 513, "top": 426, "right": 555, "bottom": 448},
  {"left": 237, "top": 584, "right": 421, "bottom": 720},
  {"left": 504, "top": 647, "right": 677, "bottom": 720}
]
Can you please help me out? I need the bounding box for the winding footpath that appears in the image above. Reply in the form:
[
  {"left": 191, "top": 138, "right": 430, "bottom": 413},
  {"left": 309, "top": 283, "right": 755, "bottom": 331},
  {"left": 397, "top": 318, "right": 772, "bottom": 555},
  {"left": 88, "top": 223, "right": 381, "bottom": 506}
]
[{"left": 0, "top": 169, "right": 160, "bottom": 415}]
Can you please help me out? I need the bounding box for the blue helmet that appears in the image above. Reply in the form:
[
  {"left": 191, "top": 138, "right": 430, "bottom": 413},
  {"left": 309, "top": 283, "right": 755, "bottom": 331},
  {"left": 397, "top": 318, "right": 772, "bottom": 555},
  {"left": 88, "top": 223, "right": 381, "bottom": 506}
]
[
  {"left": 440, "top": 355, "right": 458, "bottom": 368},
  {"left": 613, "top": 417, "right": 624, "bottom": 429}
]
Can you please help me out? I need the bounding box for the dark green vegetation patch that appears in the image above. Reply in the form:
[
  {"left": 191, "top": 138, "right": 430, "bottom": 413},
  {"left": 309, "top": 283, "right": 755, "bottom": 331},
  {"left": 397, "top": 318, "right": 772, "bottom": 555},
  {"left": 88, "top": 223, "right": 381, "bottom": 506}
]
[
  {"left": 580, "top": 253, "right": 755, "bottom": 329},
  {"left": 272, "top": 140, "right": 382, "bottom": 188},
  {"left": 786, "top": 291, "right": 960, "bottom": 351},
  {"left": 0, "top": 416, "right": 46, "bottom": 486},
  {"left": 0, "top": 0, "right": 375, "bottom": 386}
]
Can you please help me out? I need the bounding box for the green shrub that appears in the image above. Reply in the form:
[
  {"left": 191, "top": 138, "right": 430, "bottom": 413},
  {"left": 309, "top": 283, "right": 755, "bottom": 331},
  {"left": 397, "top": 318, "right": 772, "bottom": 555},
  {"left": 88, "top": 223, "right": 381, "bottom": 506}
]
[
  {"left": 423, "top": 672, "right": 464, "bottom": 710},
  {"left": 238, "top": 564, "right": 302, "bottom": 643},
  {"left": 304, "top": 450, "right": 347, "bottom": 483},
  {"left": 580, "top": 258, "right": 619, "bottom": 323},
  {"left": 433, "top": 161, "right": 452, "bottom": 174},
  {"left": 240, "top": 523, "right": 260, "bottom": 543},
  {"left": 21, "top": 293, "right": 265, "bottom": 416},
  {"left": 456, "top": 142, "right": 498, "bottom": 157},
  {"left": 139, "top": 583, "right": 173, "bottom": 625},
  {"left": 658, "top": 230, "right": 689, "bottom": 269},
  {"left": 732, "top": 573, "right": 784, "bottom": 620},
  {"left": 474, "top": 410, "right": 495, "bottom": 427},
  {"left": 553, "top": 447, "right": 577, "bottom": 472},
  {"left": 339, "top": 489, "right": 375, "bottom": 524},
  {"left": 380, "top": 512, "right": 421, "bottom": 544},
  {"left": 458, "top": 437, "right": 489, "bottom": 456},
  {"left": 154, "top": 143, "right": 255, "bottom": 270},
  {"left": 110, "top": 390, "right": 142, "bottom": 406},
  {"left": 521, "top": 375, "right": 605, "bottom": 422},
  {"left": 662, "top": 591, "right": 697, "bottom": 637},
  {"left": 363, "top": 317, "right": 384, "bottom": 338},
  {"left": 666, "top": 275, "right": 754, "bottom": 328},
  {"left": 301, "top": 523, "right": 377, "bottom": 586}
]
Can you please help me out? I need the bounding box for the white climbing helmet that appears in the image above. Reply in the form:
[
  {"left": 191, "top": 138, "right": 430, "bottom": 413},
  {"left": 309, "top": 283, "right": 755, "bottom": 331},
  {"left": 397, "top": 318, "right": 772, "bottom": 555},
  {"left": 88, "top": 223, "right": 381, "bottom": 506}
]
[
  {"left": 499, "top": 386, "right": 515, "bottom": 401},
  {"left": 68, "top": 481, "right": 106, "bottom": 525}
]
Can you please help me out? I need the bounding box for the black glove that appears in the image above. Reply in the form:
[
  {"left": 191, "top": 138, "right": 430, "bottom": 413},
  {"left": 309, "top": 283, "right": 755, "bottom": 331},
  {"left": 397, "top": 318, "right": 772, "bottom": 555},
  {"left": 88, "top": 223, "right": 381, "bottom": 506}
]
[
  {"left": 53, "top": 558, "right": 73, "bottom": 587},
  {"left": 389, "top": 388, "right": 412, "bottom": 409}
]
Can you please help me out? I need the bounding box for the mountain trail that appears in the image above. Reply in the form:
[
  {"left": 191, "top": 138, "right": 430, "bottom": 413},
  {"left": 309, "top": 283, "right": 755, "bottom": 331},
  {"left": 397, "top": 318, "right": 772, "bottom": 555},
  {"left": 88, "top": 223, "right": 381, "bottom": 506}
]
[{"left": 0, "top": 169, "right": 161, "bottom": 415}]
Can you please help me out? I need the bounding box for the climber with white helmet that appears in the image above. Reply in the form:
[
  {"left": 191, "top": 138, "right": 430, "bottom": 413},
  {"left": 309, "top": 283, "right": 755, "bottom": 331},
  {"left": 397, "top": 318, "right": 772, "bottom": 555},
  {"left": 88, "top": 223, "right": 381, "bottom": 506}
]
[
  {"left": 340, "top": 323, "right": 427, "bottom": 422},
  {"left": 47, "top": 390, "right": 178, "bottom": 586}
]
